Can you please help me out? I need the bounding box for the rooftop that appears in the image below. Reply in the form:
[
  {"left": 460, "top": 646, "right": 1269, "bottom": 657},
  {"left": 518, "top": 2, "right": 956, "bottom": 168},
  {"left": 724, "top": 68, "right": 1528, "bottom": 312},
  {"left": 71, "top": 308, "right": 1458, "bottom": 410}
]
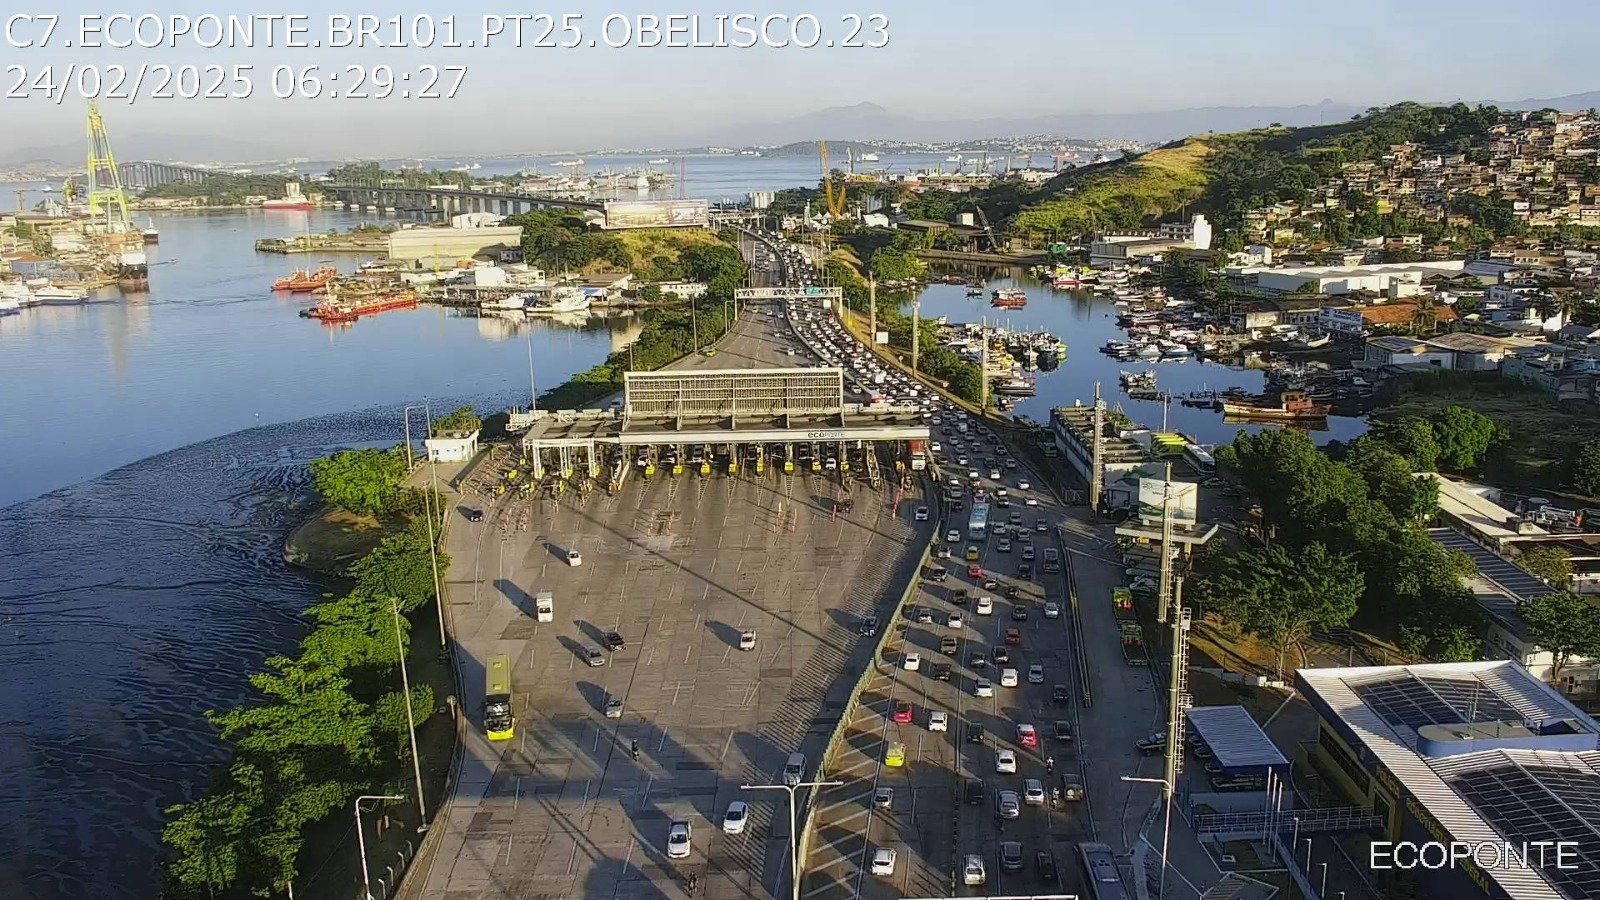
[
  {"left": 1184, "top": 705, "right": 1289, "bottom": 772},
  {"left": 1424, "top": 473, "right": 1549, "bottom": 546}
]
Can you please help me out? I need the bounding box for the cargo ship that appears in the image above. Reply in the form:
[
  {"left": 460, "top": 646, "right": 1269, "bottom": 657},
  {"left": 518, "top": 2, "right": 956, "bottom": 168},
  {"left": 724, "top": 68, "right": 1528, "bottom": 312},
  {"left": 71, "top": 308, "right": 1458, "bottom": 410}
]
[
  {"left": 272, "top": 266, "right": 338, "bottom": 292},
  {"left": 1218, "top": 389, "right": 1331, "bottom": 421},
  {"left": 301, "top": 287, "right": 417, "bottom": 323}
]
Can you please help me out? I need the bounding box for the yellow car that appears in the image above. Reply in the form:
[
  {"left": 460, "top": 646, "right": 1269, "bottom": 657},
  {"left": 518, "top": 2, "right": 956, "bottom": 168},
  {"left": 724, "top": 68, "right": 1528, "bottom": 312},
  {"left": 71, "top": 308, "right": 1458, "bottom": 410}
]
[
  {"left": 885, "top": 741, "right": 906, "bottom": 767},
  {"left": 965, "top": 545, "right": 980, "bottom": 561}
]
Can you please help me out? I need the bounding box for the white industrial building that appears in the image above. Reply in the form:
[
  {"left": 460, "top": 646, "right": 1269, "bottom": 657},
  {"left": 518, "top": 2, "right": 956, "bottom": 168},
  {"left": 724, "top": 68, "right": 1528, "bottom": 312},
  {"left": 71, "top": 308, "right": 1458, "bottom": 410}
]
[
  {"left": 1234, "top": 260, "right": 1467, "bottom": 296},
  {"left": 1089, "top": 214, "right": 1212, "bottom": 267}
]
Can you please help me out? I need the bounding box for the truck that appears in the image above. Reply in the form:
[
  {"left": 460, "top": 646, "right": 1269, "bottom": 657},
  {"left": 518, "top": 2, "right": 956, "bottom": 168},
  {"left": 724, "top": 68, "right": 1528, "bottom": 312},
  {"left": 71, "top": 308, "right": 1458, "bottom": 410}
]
[
  {"left": 968, "top": 502, "right": 990, "bottom": 540},
  {"left": 484, "top": 653, "right": 515, "bottom": 740},
  {"left": 535, "top": 590, "right": 554, "bottom": 623},
  {"left": 1120, "top": 621, "right": 1146, "bottom": 666},
  {"left": 1111, "top": 587, "right": 1134, "bottom": 623},
  {"left": 909, "top": 439, "right": 928, "bottom": 471}
]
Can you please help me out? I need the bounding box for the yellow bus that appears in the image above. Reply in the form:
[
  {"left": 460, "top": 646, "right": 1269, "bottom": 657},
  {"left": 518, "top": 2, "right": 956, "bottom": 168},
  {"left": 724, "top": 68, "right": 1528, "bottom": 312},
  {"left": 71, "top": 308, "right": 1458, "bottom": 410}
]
[{"left": 485, "top": 654, "right": 515, "bottom": 741}]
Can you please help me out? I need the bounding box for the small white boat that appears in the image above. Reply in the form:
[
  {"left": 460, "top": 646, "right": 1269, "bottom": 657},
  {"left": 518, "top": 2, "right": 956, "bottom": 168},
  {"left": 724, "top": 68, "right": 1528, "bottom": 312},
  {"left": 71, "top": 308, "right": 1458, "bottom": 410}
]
[
  {"left": 481, "top": 293, "right": 530, "bottom": 311},
  {"left": 648, "top": 158, "right": 669, "bottom": 165},
  {"left": 29, "top": 282, "right": 88, "bottom": 304},
  {"left": 1135, "top": 344, "right": 1162, "bottom": 359}
]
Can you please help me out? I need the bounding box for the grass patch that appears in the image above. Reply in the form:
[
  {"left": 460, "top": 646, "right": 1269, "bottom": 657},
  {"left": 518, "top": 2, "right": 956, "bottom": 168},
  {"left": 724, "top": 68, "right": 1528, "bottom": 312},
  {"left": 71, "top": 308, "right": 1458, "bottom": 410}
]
[
  {"left": 1007, "top": 139, "right": 1212, "bottom": 241},
  {"left": 608, "top": 228, "right": 727, "bottom": 278},
  {"left": 284, "top": 505, "right": 409, "bottom": 576}
]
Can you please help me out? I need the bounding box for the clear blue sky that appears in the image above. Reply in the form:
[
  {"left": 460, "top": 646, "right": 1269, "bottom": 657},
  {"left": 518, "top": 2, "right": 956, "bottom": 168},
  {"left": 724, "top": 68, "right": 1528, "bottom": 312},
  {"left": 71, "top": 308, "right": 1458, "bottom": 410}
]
[{"left": 6, "top": 0, "right": 1598, "bottom": 159}]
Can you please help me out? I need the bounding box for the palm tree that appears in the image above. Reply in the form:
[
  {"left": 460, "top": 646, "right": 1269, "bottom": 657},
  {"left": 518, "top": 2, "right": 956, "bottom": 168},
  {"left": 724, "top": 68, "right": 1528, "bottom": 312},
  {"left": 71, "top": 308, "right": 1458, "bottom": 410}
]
[{"left": 1410, "top": 294, "right": 1439, "bottom": 335}]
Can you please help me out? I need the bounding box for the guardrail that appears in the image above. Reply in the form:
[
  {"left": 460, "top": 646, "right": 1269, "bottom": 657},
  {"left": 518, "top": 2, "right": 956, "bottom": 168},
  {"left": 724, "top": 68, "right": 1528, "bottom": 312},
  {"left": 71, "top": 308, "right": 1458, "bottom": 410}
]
[{"left": 795, "top": 492, "right": 938, "bottom": 893}]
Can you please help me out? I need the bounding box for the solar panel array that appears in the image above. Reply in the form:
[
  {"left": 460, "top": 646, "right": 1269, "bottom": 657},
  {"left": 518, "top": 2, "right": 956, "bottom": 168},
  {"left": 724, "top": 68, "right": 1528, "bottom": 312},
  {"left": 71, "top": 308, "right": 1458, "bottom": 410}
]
[
  {"left": 1351, "top": 671, "right": 1526, "bottom": 731},
  {"left": 1432, "top": 529, "right": 1558, "bottom": 604},
  {"left": 1449, "top": 761, "right": 1600, "bottom": 900}
]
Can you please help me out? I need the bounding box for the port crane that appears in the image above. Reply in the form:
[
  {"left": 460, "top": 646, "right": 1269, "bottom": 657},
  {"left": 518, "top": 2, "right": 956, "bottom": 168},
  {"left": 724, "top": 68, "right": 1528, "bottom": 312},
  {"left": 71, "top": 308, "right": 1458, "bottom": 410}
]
[
  {"left": 86, "top": 101, "right": 148, "bottom": 289},
  {"left": 817, "top": 140, "right": 847, "bottom": 219}
]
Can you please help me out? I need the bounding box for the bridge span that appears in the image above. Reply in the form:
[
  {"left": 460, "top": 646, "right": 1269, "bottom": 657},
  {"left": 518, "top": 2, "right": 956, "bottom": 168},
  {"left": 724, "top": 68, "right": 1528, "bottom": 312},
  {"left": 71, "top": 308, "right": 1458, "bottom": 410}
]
[{"left": 323, "top": 183, "right": 601, "bottom": 218}]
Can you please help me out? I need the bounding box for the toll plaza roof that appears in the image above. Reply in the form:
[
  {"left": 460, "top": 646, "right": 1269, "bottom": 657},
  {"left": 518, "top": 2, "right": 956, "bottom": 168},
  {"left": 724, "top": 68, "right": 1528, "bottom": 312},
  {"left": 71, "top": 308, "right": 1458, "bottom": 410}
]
[
  {"left": 519, "top": 406, "right": 929, "bottom": 450},
  {"left": 1185, "top": 705, "right": 1289, "bottom": 772}
]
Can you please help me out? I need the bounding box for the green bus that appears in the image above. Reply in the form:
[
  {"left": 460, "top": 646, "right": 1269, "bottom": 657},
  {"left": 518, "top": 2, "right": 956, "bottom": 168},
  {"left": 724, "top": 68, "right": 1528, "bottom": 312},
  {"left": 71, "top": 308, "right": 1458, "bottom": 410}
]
[{"left": 485, "top": 654, "right": 514, "bottom": 741}]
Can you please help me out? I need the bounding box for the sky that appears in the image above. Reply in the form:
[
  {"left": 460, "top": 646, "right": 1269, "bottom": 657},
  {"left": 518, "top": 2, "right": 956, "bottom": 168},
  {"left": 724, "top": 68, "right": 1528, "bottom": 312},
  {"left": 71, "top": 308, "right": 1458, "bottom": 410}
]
[{"left": 4, "top": 0, "right": 1599, "bottom": 160}]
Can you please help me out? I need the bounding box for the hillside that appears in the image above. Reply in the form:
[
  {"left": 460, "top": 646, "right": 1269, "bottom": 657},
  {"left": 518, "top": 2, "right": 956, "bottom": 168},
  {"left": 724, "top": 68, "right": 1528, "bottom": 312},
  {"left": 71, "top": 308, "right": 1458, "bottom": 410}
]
[{"left": 1004, "top": 140, "right": 1212, "bottom": 242}]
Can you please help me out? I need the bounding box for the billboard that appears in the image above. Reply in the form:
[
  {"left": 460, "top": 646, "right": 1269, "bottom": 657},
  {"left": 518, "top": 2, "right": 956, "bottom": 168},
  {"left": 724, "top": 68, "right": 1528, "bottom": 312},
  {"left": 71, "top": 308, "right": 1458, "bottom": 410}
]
[
  {"left": 1136, "top": 479, "right": 1199, "bottom": 527},
  {"left": 602, "top": 199, "right": 709, "bottom": 230}
]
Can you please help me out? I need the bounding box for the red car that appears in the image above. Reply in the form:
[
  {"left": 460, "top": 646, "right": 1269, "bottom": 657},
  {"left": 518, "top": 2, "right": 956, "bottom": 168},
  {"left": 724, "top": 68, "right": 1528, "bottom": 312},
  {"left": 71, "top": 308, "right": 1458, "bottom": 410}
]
[
  {"left": 892, "top": 701, "right": 914, "bottom": 724},
  {"left": 1004, "top": 627, "right": 1021, "bottom": 646},
  {"left": 967, "top": 564, "right": 985, "bottom": 579},
  {"left": 1017, "top": 723, "right": 1038, "bottom": 748}
]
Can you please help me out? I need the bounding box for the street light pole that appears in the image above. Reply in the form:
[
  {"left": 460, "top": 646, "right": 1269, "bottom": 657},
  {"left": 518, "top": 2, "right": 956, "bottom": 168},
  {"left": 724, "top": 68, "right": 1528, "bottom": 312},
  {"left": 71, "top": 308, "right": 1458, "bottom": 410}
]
[
  {"left": 391, "top": 598, "right": 429, "bottom": 830},
  {"left": 419, "top": 399, "right": 448, "bottom": 651},
  {"left": 742, "top": 779, "right": 842, "bottom": 900},
  {"left": 525, "top": 327, "right": 538, "bottom": 411},
  {"left": 402, "top": 403, "right": 428, "bottom": 469},
  {"left": 1122, "top": 775, "right": 1174, "bottom": 899},
  {"left": 354, "top": 794, "right": 405, "bottom": 900}
]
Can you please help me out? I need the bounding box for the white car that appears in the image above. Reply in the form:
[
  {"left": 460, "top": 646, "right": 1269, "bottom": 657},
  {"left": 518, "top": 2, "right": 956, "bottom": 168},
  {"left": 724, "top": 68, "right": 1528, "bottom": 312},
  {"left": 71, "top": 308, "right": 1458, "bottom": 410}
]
[
  {"left": 989, "top": 470, "right": 1001, "bottom": 480},
  {"left": 1044, "top": 601, "right": 1060, "bottom": 619},
  {"left": 1000, "top": 667, "right": 1019, "bottom": 687},
  {"left": 1027, "top": 664, "right": 1046, "bottom": 684},
  {"left": 739, "top": 630, "right": 757, "bottom": 651},
  {"left": 946, "top": 529, "right": 961, "bottom": 543},
  {"left": 976, "top": 597, "right": 994, "bottom": 615},
  {"left": 929, "top": 711, "right": 949, "bottom": 732},
  {"left": 1026, "top": 497, "right": 1040, "bottom": 507},
  {"left": 963, "top": 854, "right": 987, "bottom": 886},
  {"left": 996, "top": 749, "right": 1017, "bottom": 773},
  {"left": 1024, "top": 778, "right": 1046, "bottom": 806},
  {"left": 666, "top": 820, "right": 692, "bottom": 858},
  {"left": 975, "top": 677, "right": 994, "bottom": 698},
  {"left": 870, "top": 847, "right": 897, "bottom": 877},
  {"left": 946, "top": 611, "right": 964, "bottom": 629},
  {"left": 723, "top": 800, "right": 748, "bottom": 834},
  {"left": 566, "top": 549, "right": 583, "bottom": 567},
  {"left": 1018, "top": 480, "right": 1031, "bottom": 490},
  {"left": 903, "top": 652, "right": 921, "bottom": 672},
  {"left": 915, "top": 506, "right": 929, "bottom": 521}
]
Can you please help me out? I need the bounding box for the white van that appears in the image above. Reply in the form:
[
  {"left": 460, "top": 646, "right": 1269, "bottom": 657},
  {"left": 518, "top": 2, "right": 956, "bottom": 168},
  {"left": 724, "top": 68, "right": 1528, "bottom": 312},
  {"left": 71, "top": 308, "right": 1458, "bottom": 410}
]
[{"left": 535, "top": 590, "right": 554, "bottom": 623}]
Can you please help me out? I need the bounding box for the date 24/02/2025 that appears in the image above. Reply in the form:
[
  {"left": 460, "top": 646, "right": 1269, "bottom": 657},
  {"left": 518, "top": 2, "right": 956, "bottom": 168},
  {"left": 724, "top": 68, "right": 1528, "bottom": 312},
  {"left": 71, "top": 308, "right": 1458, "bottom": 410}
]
[{"left": 4, "top": 64, "right": 468, "bottom": 103}]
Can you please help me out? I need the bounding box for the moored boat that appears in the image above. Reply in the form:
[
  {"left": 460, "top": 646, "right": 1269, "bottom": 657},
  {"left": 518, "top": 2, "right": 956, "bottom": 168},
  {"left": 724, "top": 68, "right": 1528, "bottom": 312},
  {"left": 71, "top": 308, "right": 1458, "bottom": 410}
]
[
  {"left": 272, "top": 266, "right": 339, "bottom": 292},
  {"left": 302, "top": 287, "right": 417, "bottom": 322},
  {"left": 1218, "top": 390, "right": 1331, "bottom": 421}
]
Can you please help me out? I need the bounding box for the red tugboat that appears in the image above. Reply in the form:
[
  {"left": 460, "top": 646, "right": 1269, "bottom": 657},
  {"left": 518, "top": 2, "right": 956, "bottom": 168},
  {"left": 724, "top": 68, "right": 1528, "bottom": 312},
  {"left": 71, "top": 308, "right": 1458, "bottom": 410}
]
[
  {"left": 272, "top": 266, "right": 338, "bottom": 292},
  {"left": 302, "top": 286, "right": 418, "bottom": 322}
]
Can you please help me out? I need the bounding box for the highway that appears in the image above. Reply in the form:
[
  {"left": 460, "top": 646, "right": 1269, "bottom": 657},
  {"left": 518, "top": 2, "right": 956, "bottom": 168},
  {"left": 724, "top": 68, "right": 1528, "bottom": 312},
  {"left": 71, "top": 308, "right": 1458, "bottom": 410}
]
[{"left": 402, "top": 236, "right": 935, "bottom": 899}]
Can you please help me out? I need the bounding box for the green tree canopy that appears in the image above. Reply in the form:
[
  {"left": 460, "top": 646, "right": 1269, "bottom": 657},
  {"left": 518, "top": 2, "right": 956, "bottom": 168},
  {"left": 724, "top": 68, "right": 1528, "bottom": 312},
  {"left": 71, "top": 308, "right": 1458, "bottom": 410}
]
[
  {"left": 1344, "top": 440, "right": 1439, "bottom": 522},
  {"left": 431, "top": 405, "right": 481, "bottom": 436},
  {"left": 347, "top": 520, "right": 447, "bottom": 612},
  {"left": 1429, "top": 405, "right": 1501, "bottom": 470},
  {"left": 1571, "top": 440, "right": 1600, "bottom": 496},
  {"left": 1371, "top": 417, "right": 1441, "bottom": 471},
  {"left": 308, "top": 448, "right": 408, "bottom": 515},
  {"left": 1201, "top": 542, "right": 1364, "bottom": 678},
  {"left": 1520, "top": 545, "right": 1573, "bottom": 586},
  {"left": 1521, "top": 592, "right": 1600, "bottom": 681}
]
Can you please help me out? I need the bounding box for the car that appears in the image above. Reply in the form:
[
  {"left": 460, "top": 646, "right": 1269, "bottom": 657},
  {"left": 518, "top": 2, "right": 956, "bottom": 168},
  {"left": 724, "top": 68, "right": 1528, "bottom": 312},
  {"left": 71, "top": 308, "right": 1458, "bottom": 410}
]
[
  {"left": 1027, "top": 664, "right": 1046, "bottom": 684},
  {"left": 963, "top": 854, "right": 987, "bottom": 886},
  {"left": 946, "top": 529, "right": 961, "bottom": 543},
  {"left": 1018, "top": 563, "right": 1033, "bottom": 579},
  {"left": 939, "top": 635, "right": 959, "bottom": 656},
  {"left": 967, "top": 564, "right": 984, "bottom": 579},
  {"left": 739, "top": 630, "right": 757, "bottom": 651},
  {"left": 964, "top": 545, "right": 980, "bottom": 561},
  {"left": 902, "top": 652, "right": 921, "bottom": 671},
  {"left": 1018, "top": 480, "right": 1031, "bottom": 490},
  {"left": 997, "top": 538, "right": 1012, "bottom": 553},
  {"left": 605, "top": 696, "right": 624, "bottom": 718},
  {"left": 1021, "top": 547, "right": 1036, "bottom": 561},
  {"left": 1026, "top": 497, "right": 1040, "bottom": 507},
  {"left": 997, "top": 789, "right": 1021, "bottom": 819},
  {"left": 958, "top": 456, "right": 969, "bottom": 466},
  {"left": 967, "top": 721, "right": 986, "bottom": 744},
  {"left": 914, "top": 506, "right": 929, "bottom": 521},
  {"left": 666, "top": 820, "right": 692, "bottom": 859},
  {"left": 1016, "top": 530, "right": 1031, "bottom": 543},
  {"left": 1036, "top": 850, "right": 1060, "bottom": 882},
  {"left": 995, "top": 487, "right": 1008, "bottom": 498},
  {"left": 1011, "top": 604, "right": 1028, "bottom": 621},
  {"left": 1017, "top": 724, "right": 1039, "bottom": 748},
  {"left": 976, "top": 596, "right": 993, "bottom": 615},
  {"left": 1036, "top": 519, "right": 1049, "bottom": 532},
  {"left": 603, "top": 631, "right": 626, "bottom": 651},
  {"left": 1052, "top": 682, "right": 1073, "bottom": 703},
  {"left": 989, "top": 470, "right": 1001, "bottom": 480},
  {"left": 1000, "top": 841, "right": 1024, "bottom": 872},
  {"left": 1005, "top": 627, "right": 1021, "bottom": 646},
  {"left": 463, "top": 507, "right": 484, "bottom": 522},
  {"left": 1136, "top": 731, "right": 1167, "bottom": 755},
  {"left": 931, "top": 662, "right": 953, "bottom": 681},
  {"left": 929, "top": 711, "right": 949, "bottom": 732},
  {"left": 873, "top": 787, "right": 894, "bottom": 810},
  {"left": 915, "top": 607, "right": 935, "bottom": 624},
  {"left": 996, "top": 497, "right": 1011, "bottom": 508},
  {"left": 975, "top": 678, "right": 994, "bottom": 698},
  {"left": 566, "top": 549, "right": 583, "bottom": 567},
  {"left": 723, "top": 800, "right": 749, "bottom": 834},
  {"left": 584, "top": 647, "right": 606, "bottom": 667},
  {"left": 996, "top": 749, "right": 1017, "bottom": 773},
  {"left": 928, "top": 565, "right": 949, "bottom": 582},
  {"left": 965, "top": 779, "right": 986, "bottom": 805},
  {"left": 783, "top": 752, "right": 806, "bottom": 786},
  {"left": 935, "top": 545, "right": 952, "bottom": 560},
  {"left": 1050, "top": 720, "right": 1075, "bottom": 744},
  {"left": 892, "top": 701, "right": 913, "bottom": 724},
  {"left": 1024, "top": 778, "right": 1046, "bottom": 806},
  {"left": 992, "top": 645, "right": 1010, "bottom": 665},
  {"left": 1044, "top": 601, "right": 1060, "bottom": 618},
  {"left": 858, "top": 617, "right": 879, "bottom": 637},
  {"left": 998, "top": 667, "right": 1018, "bottom": 688},
  {"left": 885, "top": 741, "right": 906, "bottom": 767},
  {"left": 983, "top": 577, "right": 999, "bottom": 590},
  {"left": 870, "top": 847, "right": 897, "bottom": 877},
  {"left": 946, "top": 611, "right": 964, "bottom": 629},
  {"left": 1001, "top": 586, "right": 1019, "bottom": 602}
]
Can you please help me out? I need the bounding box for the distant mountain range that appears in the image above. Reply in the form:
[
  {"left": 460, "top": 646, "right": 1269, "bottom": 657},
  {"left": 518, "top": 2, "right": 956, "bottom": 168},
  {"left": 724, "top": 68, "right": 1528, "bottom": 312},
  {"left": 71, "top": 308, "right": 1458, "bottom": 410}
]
[{"left": 4, "top": 91, "right": 1596, "bottom": 167}]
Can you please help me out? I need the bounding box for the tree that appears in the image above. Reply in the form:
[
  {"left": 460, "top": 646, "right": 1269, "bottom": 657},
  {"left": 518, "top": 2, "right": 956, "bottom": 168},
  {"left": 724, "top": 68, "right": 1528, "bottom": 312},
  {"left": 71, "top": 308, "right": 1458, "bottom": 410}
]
[
  {"left": 308, "top": 448, "right": 408, "bottom": 515},
  {"left": 1202, "top": 543, "right": 1364, "bottom": 678},
  {"left": 1345, "top": 440, "right": 1439, "bottom": 522},
  {"left": 431, "top": 405, "right": 481, "bottom": 436},
  {"left": 1570, "top": 440, "right": 1600, "bottom": 496},
  {"left": 1521, "top": 545, "right": 1573, "bottom": 586},
  {"left": 348, "top": 520, "right": 447, "bottom": 611},
  {"left": 1371, "top": 417, "right": 1440, "bottom": 471},
  {"left": 636, "top": 283, "right": 663, "bottom": 303},
  {"left": 1429, "top": 405, "right": 1500, "bottom": 470},
  {"left": 1521, "top": 592, "right": 1600, "bottom": 682},
  {"left": 207, "top": 657, "right": 377, "bottom": 764}
]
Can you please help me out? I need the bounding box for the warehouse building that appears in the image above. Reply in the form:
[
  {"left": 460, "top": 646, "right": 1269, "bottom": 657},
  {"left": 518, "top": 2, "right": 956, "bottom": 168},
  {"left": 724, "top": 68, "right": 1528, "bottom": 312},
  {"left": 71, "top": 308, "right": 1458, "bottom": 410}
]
[{"left": 1298, "top": 661, "right": 1600, "bottom": 900}]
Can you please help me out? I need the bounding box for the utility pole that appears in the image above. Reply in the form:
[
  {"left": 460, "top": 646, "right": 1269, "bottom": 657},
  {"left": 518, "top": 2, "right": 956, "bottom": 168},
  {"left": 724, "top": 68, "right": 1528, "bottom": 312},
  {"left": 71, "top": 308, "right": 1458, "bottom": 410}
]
[
  {"left": 525, "top": 327, "right": 538, "bottom": 411},
  {"left": 868, "top": 274, "right": 876, "bottom": 344},
  {"left": 743, "top": 779, "right": 842, "bottom": 900},
  {"left": 1155, "top": 463, "right": 1175, "bottom": 625},
  {"left": 390, "top": 598, "right": 429, "bottom": 830},
  {"left": 1089, "top": 382, "right": 1106, "bottom": 511},
  {"left": 354, "top": 794, "right": 406, "bottom": 900},
  {"left": 979, "top": 315, "right": 989, "bottom": 412},
  {"left": 911, "top": 298, "right": 921, "bottom": 375}
]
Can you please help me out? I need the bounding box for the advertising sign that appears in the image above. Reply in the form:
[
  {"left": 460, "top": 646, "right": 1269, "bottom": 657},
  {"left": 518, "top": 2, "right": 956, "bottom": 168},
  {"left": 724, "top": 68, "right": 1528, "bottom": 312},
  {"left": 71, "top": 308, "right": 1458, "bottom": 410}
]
[
  {"left": 1136, "top": 479, "right": 1198, "bottom": 527},
  {"left": 602, "top": 199, "right": 710, "bottom": 229}
]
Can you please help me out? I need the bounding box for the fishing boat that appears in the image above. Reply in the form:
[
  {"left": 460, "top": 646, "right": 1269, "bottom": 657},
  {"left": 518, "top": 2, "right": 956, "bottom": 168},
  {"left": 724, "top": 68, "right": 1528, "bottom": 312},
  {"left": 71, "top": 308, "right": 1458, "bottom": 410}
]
[
  {"left": 272, "top": 266, "right": 338, "bottom": 292},
  {"left": 1219, "top": 390, "right": 1332, "bottom": 421},
  {"left": 992, "top": 377, "right": 1037, "bottom": 396},
  {"left": 965, "top": 285, "right": 985, "bottom": 297},
  {"left": 525, "top": 286, "right": 591, "bottom": 314},
  {"left": 142, "top": 218, "right": 159, "bottom": 244},
  {"left": 648, "top": 158, "right": 670, "bottom": 165}
]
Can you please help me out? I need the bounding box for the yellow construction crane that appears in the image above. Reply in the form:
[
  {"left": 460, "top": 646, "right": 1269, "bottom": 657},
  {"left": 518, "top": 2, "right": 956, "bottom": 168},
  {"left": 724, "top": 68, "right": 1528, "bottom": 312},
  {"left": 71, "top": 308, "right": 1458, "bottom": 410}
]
[{"left": 818, "top": 140, "right": 847, "bottom": 219}]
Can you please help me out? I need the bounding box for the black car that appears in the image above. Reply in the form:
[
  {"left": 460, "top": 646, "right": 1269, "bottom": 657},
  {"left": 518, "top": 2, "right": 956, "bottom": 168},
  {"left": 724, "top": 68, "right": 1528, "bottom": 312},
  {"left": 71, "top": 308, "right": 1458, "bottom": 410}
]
[
  {"left": 1036, "top": 851, "right": 1059, "bottom": 882},
  {"left": 1004, "top": 585, "right": 1021, "bottom": 599},
  {"left": 603, "top": 631, "right": 626, "bottom": 651},
  {"left": 967, "top": 722, "right": 986, "bottom": 744},
  {"left": 462, "top": 507, "right": 484, "bottom": 522},
  {"left": 996, "top": 497, "right": 1012, "bottom": 508},
  {"left": 928, "top": 566, "right": 949, "bottom": 582},
  {"left": 915, "top": 607, "right": 935, "bottom": 624},
  {"left": 965, "top": 778, "right": 986, "bottom": 805},
  {"left": 969, "top": 651, "right": 988, "bottom": 669},
  {"left": 1011, "top": 605, "right": 1028, "bottom": 621},
  {"left": 1052, "top": 720, "right": 1074, "bottom": 741},
  {"left": 952, "top": 589, "right": 971, "bottom": 606},
  {"left": 1018, "top": 563, "right": 1033, "bottom": 580},
  {"left": 991, "top": 646, "right": 1010, "bottom": 665},
  {"left": 931, "top": 662, "right": 953, "bottom": 681},
  {"left": 952, "top": 499, "right": 965, "bottom": 513},
  {"left": 1000, "top": 841, "right": 1024, "bottom": 872},
  {"left": 1052, "top": 684, "right": 1071, "bottom": 704},
  {"left": 858, "top": 617, "right": 879, "bottom": 637}
]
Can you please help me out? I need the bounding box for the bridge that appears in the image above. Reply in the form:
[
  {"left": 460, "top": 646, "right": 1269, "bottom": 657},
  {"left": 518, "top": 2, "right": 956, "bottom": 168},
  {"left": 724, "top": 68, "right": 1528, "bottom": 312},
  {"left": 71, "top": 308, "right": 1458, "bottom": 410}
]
[
  {"left": 116, "top": 161, "right": 220, "bottom": 190},
  {"left": 322, "top": 183, "right": 601, "bottom": 218}
]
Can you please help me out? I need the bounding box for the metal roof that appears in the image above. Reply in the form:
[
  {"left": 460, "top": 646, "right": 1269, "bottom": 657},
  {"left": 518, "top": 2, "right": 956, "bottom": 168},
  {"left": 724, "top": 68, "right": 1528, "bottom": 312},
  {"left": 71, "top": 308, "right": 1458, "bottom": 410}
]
[
  {"left": 1184, "top": 705, "right": 1288, "bottom": 770},
  {"left": 1299, "top": 662, "right": 1600, "bottom": 900},
  {"left": 1433, "top": 528, "right": 1558, "bottom": 604}
]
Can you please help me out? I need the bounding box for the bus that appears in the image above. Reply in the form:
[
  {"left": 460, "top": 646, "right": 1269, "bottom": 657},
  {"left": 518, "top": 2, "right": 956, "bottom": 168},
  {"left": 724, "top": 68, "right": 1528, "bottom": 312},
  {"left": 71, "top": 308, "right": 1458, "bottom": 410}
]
[
  {"left": 968, "top": 502, "right": 990, "bottom": 540},
  {"left": 1078, "top": 842, "right": 1129, "bottom": 900},
  {"left": 1183, "top": 442, "right": 1216, "bottom": 476},
  {"left": 485, "top": 654, "right": 515, "bottom": 741}
]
